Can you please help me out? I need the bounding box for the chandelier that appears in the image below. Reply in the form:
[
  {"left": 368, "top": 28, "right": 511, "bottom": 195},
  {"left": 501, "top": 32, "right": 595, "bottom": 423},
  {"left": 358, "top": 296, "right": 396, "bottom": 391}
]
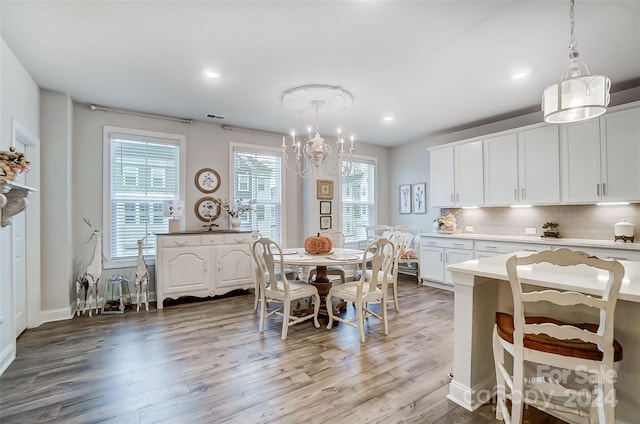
[
  {"left": 281, "top": 85, "right": 355, "bottom": 178},
  {"left": 542, "top": 0, "right": 610, "bottom": 124}
]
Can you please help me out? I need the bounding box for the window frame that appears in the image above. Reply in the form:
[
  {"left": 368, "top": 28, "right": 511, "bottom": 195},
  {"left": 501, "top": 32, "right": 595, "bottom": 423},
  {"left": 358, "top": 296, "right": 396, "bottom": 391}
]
[
  {"left": 229, "top": 142, "right": 286, "bottom": 244},
  {"left": 339, "top": 155, "right": 377, "bottom": 248},
  {"left": 103, "top": 126, "right": 186, "bottom": 268}
]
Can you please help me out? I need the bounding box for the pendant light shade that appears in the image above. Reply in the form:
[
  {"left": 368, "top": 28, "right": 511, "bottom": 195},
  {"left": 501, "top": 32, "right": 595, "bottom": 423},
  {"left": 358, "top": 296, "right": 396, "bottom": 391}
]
[{"left": 542, "top": 0, "right": 610, "bottom": 124}]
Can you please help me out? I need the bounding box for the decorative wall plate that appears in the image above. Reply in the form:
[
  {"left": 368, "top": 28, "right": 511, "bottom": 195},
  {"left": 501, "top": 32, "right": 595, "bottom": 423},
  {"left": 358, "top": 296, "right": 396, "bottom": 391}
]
[
  {"left": 195, "top": 168, "right": 221, "bottom": 193},
  {"left": 195, "top": 197, "right": 221, "bottom": 222}
]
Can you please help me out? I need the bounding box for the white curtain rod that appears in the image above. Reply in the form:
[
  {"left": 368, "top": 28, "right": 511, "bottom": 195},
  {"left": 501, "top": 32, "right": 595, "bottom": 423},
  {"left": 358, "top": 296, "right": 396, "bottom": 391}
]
[{"left": 89, "top": 104, "right": 194, "bottom": 124}]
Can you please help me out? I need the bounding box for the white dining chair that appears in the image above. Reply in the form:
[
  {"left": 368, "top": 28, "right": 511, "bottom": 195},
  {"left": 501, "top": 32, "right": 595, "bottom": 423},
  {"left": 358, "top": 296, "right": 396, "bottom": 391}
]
[
  {"left": 252, "top": 237, "right": 320, "bottom": 340},
  {"left": 493, "top": 248, "right": 625, "bottom": 423},
  {"left": 308, "top": 229, "right": 347, "bottom": 285},
  {"left": 326, "top": 237, "right": 394, "bottom": 343}
]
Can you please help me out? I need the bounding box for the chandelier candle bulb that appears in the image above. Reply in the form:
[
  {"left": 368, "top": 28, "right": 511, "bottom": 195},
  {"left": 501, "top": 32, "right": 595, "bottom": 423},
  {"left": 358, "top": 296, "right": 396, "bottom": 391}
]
[{"left": 281, "top": 136, "right": 286, "bottom": 148}]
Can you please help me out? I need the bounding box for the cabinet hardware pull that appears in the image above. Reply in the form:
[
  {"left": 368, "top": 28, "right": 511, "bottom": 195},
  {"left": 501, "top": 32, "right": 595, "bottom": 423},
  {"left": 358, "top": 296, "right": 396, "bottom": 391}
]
[
  {"left": 602, "top": 183, "right": 606, "bottom": 196},
  {"left": 514, "top": 189, "right": 517, "bottom": 200},
  {"left": 456, "top": 193, "right": 459, "bottom": 202},
  {"left": 450, "top": 193, "right": 454, "bottom": 202},
  {"left": 174, "top": 241, "right": 188, "bottom": 247},
  {"left": 440, "top": 252, "right": 444, "bottom": 262},
  {"left": 596, "top": 183, "right": 600, "bottom": 196},
  {"left": 445, "top": 253, "right": 450, "bottom": 262},
  {"left": 608, "top": 256, "right": 626, "bottom": 261},
  {"left": 486, "top": 246, "right": 497, "bottom": 249},
  {"left": 218, "top": 259, "right": 222, "bottom": 271},
  {"left": 523, "top": 249, "right": 537, "bottom": 252},
  {"left": 454, "top": 243, "right": 464, "bottom": 247},
  {"left": 521, "top": 188, "right": 526, "bottom": 199}
]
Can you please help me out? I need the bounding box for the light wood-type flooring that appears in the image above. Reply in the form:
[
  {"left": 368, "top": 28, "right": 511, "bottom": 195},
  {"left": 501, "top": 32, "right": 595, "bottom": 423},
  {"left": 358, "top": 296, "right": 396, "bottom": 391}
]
[{"left": 0, "top": 274, "right": 565, "bottom": 423}]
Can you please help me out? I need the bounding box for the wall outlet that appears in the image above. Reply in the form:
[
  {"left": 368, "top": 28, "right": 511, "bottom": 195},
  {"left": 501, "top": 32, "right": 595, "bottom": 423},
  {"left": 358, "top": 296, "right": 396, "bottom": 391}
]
[
  {"left": 465, "top": 226, "right": 474, "bottom": 232},
  {"left": 525, "top": 227, "right": 537, "bottom": 235}
]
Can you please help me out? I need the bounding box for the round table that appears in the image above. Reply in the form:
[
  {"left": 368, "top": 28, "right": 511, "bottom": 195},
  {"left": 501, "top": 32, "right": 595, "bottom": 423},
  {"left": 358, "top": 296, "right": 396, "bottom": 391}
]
[{"left": 280, "top": 248, "right": 370, "bottom": 318}]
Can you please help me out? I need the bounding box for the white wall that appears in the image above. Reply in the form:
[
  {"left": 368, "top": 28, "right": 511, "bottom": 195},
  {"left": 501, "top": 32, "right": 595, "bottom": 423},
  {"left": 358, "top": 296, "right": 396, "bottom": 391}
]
[{"left": 0, "top": 37, "right": 40, "bottom": 374}]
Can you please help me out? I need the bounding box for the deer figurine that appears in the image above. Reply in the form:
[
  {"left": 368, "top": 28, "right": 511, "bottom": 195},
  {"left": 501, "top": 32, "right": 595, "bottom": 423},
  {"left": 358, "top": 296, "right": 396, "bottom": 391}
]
[
  {"left": 135, "top": 238, "right": 150, "bottom": 312},
  {"left": 75, "top": 218, "right": 102, "bottom": 316}
]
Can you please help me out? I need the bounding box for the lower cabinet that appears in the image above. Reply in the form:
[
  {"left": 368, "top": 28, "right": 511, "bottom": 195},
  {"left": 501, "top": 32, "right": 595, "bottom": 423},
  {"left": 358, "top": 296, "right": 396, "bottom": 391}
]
[
  {"left": 419, "top": 237, "right": 473, "bottom": 289},
  {"left": 156, "top": 232, "right": 254, "bottom": 308}
]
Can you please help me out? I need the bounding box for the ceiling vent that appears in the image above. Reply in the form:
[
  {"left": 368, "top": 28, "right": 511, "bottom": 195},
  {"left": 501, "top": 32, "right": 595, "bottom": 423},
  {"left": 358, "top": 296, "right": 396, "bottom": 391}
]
[{"left": 205, "top": 113, "right": 224, "bottom": 120}]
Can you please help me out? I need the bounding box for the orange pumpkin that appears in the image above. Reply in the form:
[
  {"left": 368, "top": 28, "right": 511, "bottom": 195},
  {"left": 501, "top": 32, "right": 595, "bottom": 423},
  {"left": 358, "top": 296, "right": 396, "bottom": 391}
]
[{"left": 304, "top": 233, "right": 333, "bottom": 255}]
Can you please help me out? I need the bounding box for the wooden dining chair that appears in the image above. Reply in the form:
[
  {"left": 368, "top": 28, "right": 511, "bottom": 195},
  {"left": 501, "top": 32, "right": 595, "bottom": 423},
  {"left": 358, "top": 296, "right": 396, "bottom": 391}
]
[
  {"left": 493, "top": 248, "right": 625, "bottom": 423},
  {"left": 326, "top": 237, "right": 394, "bottom": 343},
  {"left": 252, "top": 237, "right": 320, "bottom": 340}
]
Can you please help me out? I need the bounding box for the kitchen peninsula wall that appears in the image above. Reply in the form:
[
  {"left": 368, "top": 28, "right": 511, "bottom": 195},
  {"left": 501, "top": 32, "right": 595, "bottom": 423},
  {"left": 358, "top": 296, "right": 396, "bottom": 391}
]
[{"left": 441, "top": 204, "right": 640, "bottom": 241}]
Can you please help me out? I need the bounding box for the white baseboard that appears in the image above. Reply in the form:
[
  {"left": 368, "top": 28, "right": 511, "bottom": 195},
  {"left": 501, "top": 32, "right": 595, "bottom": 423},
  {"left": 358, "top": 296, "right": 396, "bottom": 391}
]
[
  {"left": 0, "top": 342, "right": 16, "bottom": 376},
  {"left": 39, "top": 306, "right": 74, "bottom": 324}
]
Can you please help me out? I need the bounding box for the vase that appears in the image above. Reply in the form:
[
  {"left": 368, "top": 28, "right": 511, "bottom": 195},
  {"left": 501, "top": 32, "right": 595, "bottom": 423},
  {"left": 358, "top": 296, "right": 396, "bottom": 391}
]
[{"left": 230, "top": 217, "right": 241, "bottom": 230}]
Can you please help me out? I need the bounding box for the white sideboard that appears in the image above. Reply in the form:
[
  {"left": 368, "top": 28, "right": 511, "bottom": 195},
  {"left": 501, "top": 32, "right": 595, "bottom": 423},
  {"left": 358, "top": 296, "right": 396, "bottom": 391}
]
[{"left": 155, "top": 231, "right": 254, "bottom": 308}]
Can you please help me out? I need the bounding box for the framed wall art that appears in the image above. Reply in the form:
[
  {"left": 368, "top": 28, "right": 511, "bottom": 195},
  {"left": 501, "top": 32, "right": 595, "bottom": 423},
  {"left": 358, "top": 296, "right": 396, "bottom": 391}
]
[
  {"left": 399, "top": 184, "right": 411, "bottom": 214},
  {"left": 320, "top": 201, "right": 332, "bottom": 215},
  {"left": 195, "top": 168, "right": 221, "bottom": 193},
  {"left": 412, "top": 182, "right": 427, "bottom": 214},
  {"left": 194, "top": 197, "right": 221, "bottom": 222},
  {"left": 320, "top": 215, "right": 332, "bottom": 230},
  {"left": 316, "top": 179, "right": 334, "bottom": 199}
]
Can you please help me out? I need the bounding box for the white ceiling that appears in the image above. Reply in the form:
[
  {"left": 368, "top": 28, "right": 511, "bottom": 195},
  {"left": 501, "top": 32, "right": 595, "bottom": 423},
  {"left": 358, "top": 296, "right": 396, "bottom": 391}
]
[{"left": 2, "top": 1, "right": 639, "bottom": 147}]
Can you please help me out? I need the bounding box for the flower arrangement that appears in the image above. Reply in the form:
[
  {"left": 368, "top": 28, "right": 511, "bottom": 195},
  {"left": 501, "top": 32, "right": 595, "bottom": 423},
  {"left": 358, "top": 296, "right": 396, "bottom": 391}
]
[
  {"left": 215, "top": 198, "right": 257, "bottom": 218},
  {"left": 0, "top": 146, "right": 31, "bottom": 181}
]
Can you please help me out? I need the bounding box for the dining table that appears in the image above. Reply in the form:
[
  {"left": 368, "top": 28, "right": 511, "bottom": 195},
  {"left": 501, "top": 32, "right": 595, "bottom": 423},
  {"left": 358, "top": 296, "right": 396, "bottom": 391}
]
[{"left": 279, "top": 247, "right": 371, "bottom": 317}]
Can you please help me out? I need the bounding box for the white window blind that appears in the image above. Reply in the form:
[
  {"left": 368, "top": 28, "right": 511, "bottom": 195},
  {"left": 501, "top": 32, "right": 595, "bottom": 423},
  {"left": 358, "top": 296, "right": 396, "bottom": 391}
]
[
  {"left": 105, "top": 127, "right": 184, "bottom": 263},
  {"left": 341, "top": 158, "right": 376, "bottom": 246},
  {"left": 232, "top": 146, "right": 283, "bottom": 243}
]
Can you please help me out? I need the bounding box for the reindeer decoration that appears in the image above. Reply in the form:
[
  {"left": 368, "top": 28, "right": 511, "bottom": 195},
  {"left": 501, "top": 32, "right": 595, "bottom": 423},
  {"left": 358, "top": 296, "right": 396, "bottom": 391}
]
[
  {"left": 135, "top": 236, "right": 150, "bottom": 312},
  {"left": 75, "top": 218, "right": 103, "bottom": 316}
]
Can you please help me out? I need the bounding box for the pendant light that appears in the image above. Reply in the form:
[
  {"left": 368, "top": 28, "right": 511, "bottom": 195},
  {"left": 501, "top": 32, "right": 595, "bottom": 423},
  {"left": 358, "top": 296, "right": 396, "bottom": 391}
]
[{"left": 542, "top": 0, "right": 610, "bottom": 124}]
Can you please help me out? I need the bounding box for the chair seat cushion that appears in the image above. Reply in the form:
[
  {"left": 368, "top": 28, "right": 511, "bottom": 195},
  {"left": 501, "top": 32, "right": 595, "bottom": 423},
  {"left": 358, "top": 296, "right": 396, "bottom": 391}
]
[{"left": 495, "top": 312, "right": 623, "bottom": 362}]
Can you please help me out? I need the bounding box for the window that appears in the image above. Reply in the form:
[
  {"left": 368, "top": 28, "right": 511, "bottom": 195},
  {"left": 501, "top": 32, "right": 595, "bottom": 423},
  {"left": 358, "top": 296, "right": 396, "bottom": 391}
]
[
  {"left": 231, "top": 143, "right": 284, "bottom": 243},
  {"left": 104, "top": 126, "right": 185, "bottom": 265},
  {"left": 341, "top": 157, "right": 376, "bottom": 246}
]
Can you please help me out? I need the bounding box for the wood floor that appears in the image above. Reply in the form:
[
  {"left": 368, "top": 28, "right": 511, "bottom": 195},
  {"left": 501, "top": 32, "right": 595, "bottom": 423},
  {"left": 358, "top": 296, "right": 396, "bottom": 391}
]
[{"left": 0, "top": 275, "right": 565, "bottom": 423}]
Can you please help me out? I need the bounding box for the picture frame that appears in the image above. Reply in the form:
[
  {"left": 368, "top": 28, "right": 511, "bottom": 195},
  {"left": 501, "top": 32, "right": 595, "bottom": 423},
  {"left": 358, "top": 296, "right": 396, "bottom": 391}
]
[
  {"left": 316, "top": 179, "right": 334, "bottom": 199},
  {"left": 320, "top": 201, "right": 332, "bottom": 215},
  {"left": 399, "top": 184, "right": 412, "bottom": 214},
  {"left": 194, "top": 196, "right": 221, "bottom": 222},
  {"left": 320, "top": 215, "right": 332, "bottom": 230},
  {"left": 412, "top": 182, "right": 427, "bottom": 214},
  {"left": 195, "top": 168, "right": 221, "bottom": 194}
]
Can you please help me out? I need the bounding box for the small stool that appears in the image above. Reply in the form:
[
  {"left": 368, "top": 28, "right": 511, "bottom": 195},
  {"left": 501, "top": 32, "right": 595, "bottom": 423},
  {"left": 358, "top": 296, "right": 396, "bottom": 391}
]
[{"left": 103, "top": 275, "right": 132, "bottom": 314}]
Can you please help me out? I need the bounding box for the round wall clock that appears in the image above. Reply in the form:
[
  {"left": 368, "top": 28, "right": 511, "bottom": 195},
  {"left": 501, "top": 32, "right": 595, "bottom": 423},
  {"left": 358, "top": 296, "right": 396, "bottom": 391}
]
[
  {"left": 195, "top": 168, "right": 221, "bottom": 193},
  {"left": 195, "top": 197, "right": 221, "bottom": 222}
]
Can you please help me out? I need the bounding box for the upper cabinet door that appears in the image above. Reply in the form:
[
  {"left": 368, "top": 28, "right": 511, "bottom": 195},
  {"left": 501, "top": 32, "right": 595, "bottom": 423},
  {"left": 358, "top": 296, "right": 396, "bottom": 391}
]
[
  {"left": 561, "top": 119, "right": 602, "bottom": 203},
  {"left": 600, "top": 107, "right": 640, "bottom": 202},
  {"left": 483, "top": 133, "right": 518, "bottom": 206},
  {"left": 430, "top": 146, "right": 455, "bottom": 207},
  {"left": 518, "top": 125, "right": 560, "bottom": 205},
  {"left": 454, "top": 140, "right": 484, "bottom": 206}
]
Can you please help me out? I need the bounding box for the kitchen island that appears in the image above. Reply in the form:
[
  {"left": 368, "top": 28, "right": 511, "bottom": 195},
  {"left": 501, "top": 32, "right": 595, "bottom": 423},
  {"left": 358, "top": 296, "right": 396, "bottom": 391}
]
[{"left": 447, "top": 252, "right": 640, "bottom": 424}]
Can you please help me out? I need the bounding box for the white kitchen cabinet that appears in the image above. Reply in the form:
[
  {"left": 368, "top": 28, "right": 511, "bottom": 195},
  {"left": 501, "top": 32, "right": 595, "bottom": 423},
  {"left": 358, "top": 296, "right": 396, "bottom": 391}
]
[
  {"left": 156, "top": 232, "right": 254, "bottom": 308},
  {"left": 484, "top": 125, "right": 559, "bottom": 206},
  {"left": 599, "top": 107, "right": 640, "bottom": 202},
  {"left": 430, "top": 140, "right": 483, "bottom": 207},
  {"left": 419, "top": 237, "right": 473, "bottom": 289},
  {"left": 474, "top": 240, "right": 549, "bottom": 259},
  {"left": 561, "top": 106, "right": 640, "bottom": 203}
]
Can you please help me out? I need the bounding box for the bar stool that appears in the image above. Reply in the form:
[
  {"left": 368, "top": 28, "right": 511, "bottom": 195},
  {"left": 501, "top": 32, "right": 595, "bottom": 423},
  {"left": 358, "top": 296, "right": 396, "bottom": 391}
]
[{"left": 493, "top": 248, "right": 625, "bottom": 423}]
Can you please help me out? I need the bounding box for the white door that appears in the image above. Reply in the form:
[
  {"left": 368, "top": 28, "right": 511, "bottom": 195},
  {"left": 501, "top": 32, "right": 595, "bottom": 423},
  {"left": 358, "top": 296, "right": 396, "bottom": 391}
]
[
  {"left": 14, "top": 140, "right": 27, "bottom": 337},
  {"left": 518, "top": 125, "right": 560, "bottom": 204},
  {"left": 483, "top": 133, "right": 518, "bottom": 205},
  {"left": 429, "top": 146, "right": 454, "bottom": 207}
]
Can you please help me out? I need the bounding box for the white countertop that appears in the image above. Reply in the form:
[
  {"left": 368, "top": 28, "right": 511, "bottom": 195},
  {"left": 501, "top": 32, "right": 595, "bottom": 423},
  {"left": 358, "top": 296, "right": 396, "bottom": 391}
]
[
  {"left": 418, "top": 232, "right": 640, "bottom": 251},
  {"left": 447, "top": 251, "right": 640, "bottom": 303}
]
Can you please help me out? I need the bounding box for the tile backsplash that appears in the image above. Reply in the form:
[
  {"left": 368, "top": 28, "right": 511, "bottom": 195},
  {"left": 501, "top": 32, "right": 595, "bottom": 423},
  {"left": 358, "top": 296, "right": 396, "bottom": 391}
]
[{"left": 443, "top": 204, "right": 640, "bottom": 241}]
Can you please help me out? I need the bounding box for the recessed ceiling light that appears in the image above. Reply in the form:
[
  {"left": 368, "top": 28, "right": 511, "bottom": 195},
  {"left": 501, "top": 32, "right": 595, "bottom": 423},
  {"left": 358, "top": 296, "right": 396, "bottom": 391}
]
[
  {"left": 383, "top": 115, "right": 394, "bottom": 122},
  {"left": 203, "top": 69, "right": 221, "bottom": 79},
  {"left": 512, "top": 71, "right": 529, "bottom": 79}
]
